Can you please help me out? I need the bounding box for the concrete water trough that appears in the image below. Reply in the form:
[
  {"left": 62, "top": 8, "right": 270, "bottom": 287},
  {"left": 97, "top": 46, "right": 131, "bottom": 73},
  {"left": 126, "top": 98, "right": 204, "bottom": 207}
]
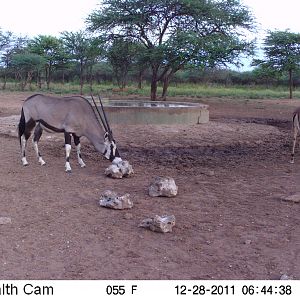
[{"left": 99, "top": 100, "right": 209, "bottom": 125}]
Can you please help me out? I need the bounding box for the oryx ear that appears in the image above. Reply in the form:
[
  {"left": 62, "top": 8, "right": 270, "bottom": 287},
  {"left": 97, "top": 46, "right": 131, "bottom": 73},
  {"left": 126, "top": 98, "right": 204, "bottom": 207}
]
[{"left": 104, "top": 132, "right": 109, "bottom": 140}]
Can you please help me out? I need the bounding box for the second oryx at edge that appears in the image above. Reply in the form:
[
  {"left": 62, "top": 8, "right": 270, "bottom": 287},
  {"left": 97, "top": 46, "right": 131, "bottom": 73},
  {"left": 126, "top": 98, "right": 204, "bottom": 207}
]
[{"left": 18, "top": 94, "right": 122, "bottom": 172}]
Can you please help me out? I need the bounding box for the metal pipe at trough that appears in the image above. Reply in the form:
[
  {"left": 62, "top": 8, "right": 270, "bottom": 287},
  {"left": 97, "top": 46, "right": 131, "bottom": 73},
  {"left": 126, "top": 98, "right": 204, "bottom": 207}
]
[{"left": 97, "top": 100, "right": 209, "bottom": 125}]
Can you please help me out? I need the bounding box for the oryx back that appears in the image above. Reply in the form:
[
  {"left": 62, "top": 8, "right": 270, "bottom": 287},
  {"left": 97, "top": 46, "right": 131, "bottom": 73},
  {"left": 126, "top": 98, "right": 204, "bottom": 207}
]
[{"left": 22, "top": 94, "right": 98, "bottom": 135}]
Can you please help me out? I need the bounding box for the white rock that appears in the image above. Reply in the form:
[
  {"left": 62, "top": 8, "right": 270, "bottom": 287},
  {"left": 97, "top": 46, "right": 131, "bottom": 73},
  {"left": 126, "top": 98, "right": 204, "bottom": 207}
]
[
  {"left": 0, "top": 217, "right": 12, "bottom": 225},
  {"left": 148, "top": 176, "right": 178, "bottom": 197},
  {"left": 282, "top": 194, "right": 300, "bottom": 203},
  {"left": 105, "top": 160, "right": 134, "bottom": 179},
  {"left": 139, "top": 215, "right": 176, "bottom": 233},
  {"left": 105, "top": 164, "right": 123, "bottom": 179},
  {"left": 280, "top": 274, "right": 293, "bottom": 280},
  {"left": 118, "top": 160, "right": 134, "bottom": 177},
  {"left": 99, "top": 190, "right": 133, "bottom": 209}
]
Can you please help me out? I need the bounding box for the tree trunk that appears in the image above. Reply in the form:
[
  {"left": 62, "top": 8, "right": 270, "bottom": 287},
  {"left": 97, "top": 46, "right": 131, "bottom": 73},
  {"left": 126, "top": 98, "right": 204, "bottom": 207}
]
[
  {"left": 138, "top": 70, "right": 143, "bottom": 89},
  {"left": 150, "top": 65, "right": 159, "bottom": 101},
  {"left": 161, "top": 74, "right": 171, "bottom": 101},
  {"left": 20, "top": 73, "right": 27, "bottom": 91},
  {"left": 45, "top": 66, "right": 50, "bottom": 90},
  {"left": 80, "top": 61, "right": 84, "bottom": 95},
  {"left": 150, "top": 78, "right": 158, "bottom": 101},
  {"left": 2, "top": 74, "right": 7, "bottom": 90},
  {"left": 27, "top": 71, "right": 32, "bottom": 89},
  {"left": 289, "top": 69, "right": 293, "bottom": 99},
  {"left": 89, "top": 65, "right": 93, "bottom": 92},
  {"left": 38, "top": 73, "right": 42, "bottom": 89},
  {"left": 47, "top": 65, "right": 52, "bottom": 90}
]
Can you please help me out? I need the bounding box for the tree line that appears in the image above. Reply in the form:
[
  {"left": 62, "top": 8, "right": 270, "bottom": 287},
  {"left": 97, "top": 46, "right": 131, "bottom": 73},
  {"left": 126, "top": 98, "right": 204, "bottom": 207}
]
[{"left": 1, "top": 0, "right": 300, "bottom": 99}]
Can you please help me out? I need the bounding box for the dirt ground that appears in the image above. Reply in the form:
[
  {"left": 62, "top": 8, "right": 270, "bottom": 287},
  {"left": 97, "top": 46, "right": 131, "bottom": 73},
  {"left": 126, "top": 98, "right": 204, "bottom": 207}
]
[{"left": 0, "top": 92, "right": 300, "bottom": 280}]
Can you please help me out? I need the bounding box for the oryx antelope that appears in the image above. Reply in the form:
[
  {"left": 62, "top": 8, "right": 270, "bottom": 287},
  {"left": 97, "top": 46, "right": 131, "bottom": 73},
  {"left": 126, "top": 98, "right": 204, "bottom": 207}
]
[
  {"left": 291, "top": 108, "right": 300, "bottom": 163},
  {"left": 18, "top": 94, "right": 122, "bottom": 172}
]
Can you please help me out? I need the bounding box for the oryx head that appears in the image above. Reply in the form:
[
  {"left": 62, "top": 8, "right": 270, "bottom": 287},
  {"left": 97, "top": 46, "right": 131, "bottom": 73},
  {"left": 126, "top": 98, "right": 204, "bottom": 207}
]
[
  {"left": 91, "top": 94, "right": 121, "bottom": 163},
  {"left": 103, "top": 131, "right": 121, "bottom": 162}
]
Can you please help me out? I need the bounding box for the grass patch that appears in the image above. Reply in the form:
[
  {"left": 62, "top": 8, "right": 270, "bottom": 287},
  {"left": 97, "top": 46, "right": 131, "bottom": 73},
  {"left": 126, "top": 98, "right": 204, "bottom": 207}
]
[
  {"left": 165, "top": 84, "right": 300, "bottom": 99},
  {"left": 1, "top": 81, "right": 300, "bottom": 99}
]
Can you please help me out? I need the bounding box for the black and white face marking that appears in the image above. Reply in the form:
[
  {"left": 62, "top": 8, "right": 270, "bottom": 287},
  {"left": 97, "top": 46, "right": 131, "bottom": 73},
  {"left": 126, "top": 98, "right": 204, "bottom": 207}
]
[{"left": 103, "top": 132, "right": 120, "bottom": 162}]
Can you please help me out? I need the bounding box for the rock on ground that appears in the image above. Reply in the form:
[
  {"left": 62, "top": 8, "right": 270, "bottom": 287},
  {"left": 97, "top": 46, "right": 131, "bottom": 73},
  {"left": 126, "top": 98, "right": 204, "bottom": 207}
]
[
  {"left": 105, "top": 160, "right": 134, "bottom": 179},
  {"left": 282, "top": 194, "right": 300, "bottom": 203},
  {"left": 139, "top": 215, "right": 176, "bottom": 233},
  {"left": 148, "top": 176, "right": 178, "bottom": 197},
  {"left": 99, "top": 190, "right": 133, "bottom": 210},
  {"left": 0, "top": 217, "right": 12, "bottom": 225}
]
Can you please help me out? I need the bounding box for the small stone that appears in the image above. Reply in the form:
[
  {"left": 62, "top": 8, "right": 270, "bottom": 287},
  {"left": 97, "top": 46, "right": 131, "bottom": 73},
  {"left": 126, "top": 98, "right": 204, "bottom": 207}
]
[
  {"left": 148, "top": 176, "right": 178, "bottom": 197},
  {"left": 244, "top": 239, "right": 252, "bottom": 245},
  {"left": 280, "top": 274, "right": 293, "bottom": 280},
  {"left": 0, "top": 217, "right": 12, "bottom": 225},
  {"left": 282, "top": 194, "right": 300, "bottom": 203},
  {"left": 139, "top": 215, "right": 176, "bottom": 233},
  {"left": 201, "top": 170, "right": 215, "bottom": 176},
  {"left": 99, "top": 190, "right": 133, "bottom": 209}
]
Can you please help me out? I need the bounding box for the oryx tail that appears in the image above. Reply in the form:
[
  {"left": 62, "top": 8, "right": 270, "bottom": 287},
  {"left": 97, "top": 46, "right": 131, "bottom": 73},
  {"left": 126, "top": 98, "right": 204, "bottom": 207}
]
[
  {"left": 18, "top": 108, "right": 26, "bottom": 145},
  {"left": 291, "top": 109, "right": 300, "bottom": 163}
]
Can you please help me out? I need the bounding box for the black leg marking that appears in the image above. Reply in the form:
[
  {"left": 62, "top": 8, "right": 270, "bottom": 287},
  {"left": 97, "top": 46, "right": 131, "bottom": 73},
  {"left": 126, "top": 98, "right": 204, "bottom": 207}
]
[
  {"left": 64, "top": 132, "right": 72, "bottom": 172},
  {"left": 21, "top": 118, "right": 36, "bottom": 166},
  {"left": 33, "top": 123, "right": 43, "bottom": 142},
  {"left": 73, "top": 134, "right": 80, "bottom": 146},
  {"left": 73, "top": 134, "right": 86, "bottom": 167},
  {"left": 33, "top": 123, "right": 46, "bottom": 165}
]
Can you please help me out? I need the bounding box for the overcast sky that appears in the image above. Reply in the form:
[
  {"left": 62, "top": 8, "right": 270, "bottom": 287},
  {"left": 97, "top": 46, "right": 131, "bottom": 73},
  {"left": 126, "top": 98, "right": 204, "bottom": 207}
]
[
  {"left": 1, "top": 0, "right": 299, "bottom": 70},
  {"left": 1, "top": 0, "right": 299, "bottom": 37},
  {"left": 0, "top": 0, "right": 100, "bottom": 37}
]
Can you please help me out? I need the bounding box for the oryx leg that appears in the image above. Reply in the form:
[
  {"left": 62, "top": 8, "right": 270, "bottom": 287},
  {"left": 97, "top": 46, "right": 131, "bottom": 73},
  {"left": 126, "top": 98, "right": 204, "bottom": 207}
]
[
  {"left": 20, "top": 119, "right": 36, "bottom": 166},
  {"left": 291, "top": 113, "right": 300, "bottom": 164},
  {"left": 291, "top": 129, "right": 298, "bottom": 164},
  {"left": 64, "top": 132, "right": 72, "bottom": 172},
  {"left": 32, "top": 123, "right": 46, "bottom": 166},
  {"left": 73, "top": 134, "right": 86, "bottom": 168}
]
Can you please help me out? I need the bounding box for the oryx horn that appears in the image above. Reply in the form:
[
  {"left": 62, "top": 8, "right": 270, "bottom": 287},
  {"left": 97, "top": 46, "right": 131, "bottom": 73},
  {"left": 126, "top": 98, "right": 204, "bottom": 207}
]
[
  {"left": 90, "top": 94, "right": 109, "bottom": 133},
  {"left": 98, "top": 94, "right": 113, "bottom": 137}
]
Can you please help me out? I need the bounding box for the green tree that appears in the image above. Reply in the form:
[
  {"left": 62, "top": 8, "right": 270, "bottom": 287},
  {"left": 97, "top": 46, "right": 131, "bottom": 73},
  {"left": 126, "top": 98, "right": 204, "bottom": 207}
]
[
  {"left": 107, "top": 38, "right": 138, "bottom": 89},
  {"left": 0, "top": 29, "right": 12, "bottom": 50},
  {"left": 87, "top": 0, "right": 255, "bottom": 100},
  {"left": 85, "top": 37, "right": 104, "bottom": 91},
  {"left": 50, "top": 41, "right": 71, "bottom": 86},
  {"left": 0, "top": 30, "right": 13, "bottom": 89},
  {"left": 28, "top": 35, "right": 62, "bottom": 89},
  {"left": 253, "top": 30, "right": 300, "bottom": 99},
  {"left": 11, "top": 53, "right": 46, "bottom": 90},
  {"left": 0, "top": 34, "right": 29, "bottom": 89},
  {"left": 61, "top": 31, "right": 103, "bottom": 94}
]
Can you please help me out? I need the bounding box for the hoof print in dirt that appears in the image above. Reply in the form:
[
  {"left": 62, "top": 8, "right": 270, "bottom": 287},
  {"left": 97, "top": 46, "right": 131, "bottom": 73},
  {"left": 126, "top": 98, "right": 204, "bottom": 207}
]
[
  {"left": 105, "top": 160, "right": 134, "bottom": 179},
  {"left": 148, "top": 176, "right": 178, "bottom": 197},
  {"left": 99, "top": 190, "right": 133, "bottom": 210},
  {"left": 139, "top": 215, "right": 176, "bottom": 233}
]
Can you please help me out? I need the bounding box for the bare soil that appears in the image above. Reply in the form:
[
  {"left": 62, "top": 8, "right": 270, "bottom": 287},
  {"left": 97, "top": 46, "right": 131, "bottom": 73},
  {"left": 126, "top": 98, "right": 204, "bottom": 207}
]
[{"left": 0, "top": 92, "right": 300, "bottom": 280}]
